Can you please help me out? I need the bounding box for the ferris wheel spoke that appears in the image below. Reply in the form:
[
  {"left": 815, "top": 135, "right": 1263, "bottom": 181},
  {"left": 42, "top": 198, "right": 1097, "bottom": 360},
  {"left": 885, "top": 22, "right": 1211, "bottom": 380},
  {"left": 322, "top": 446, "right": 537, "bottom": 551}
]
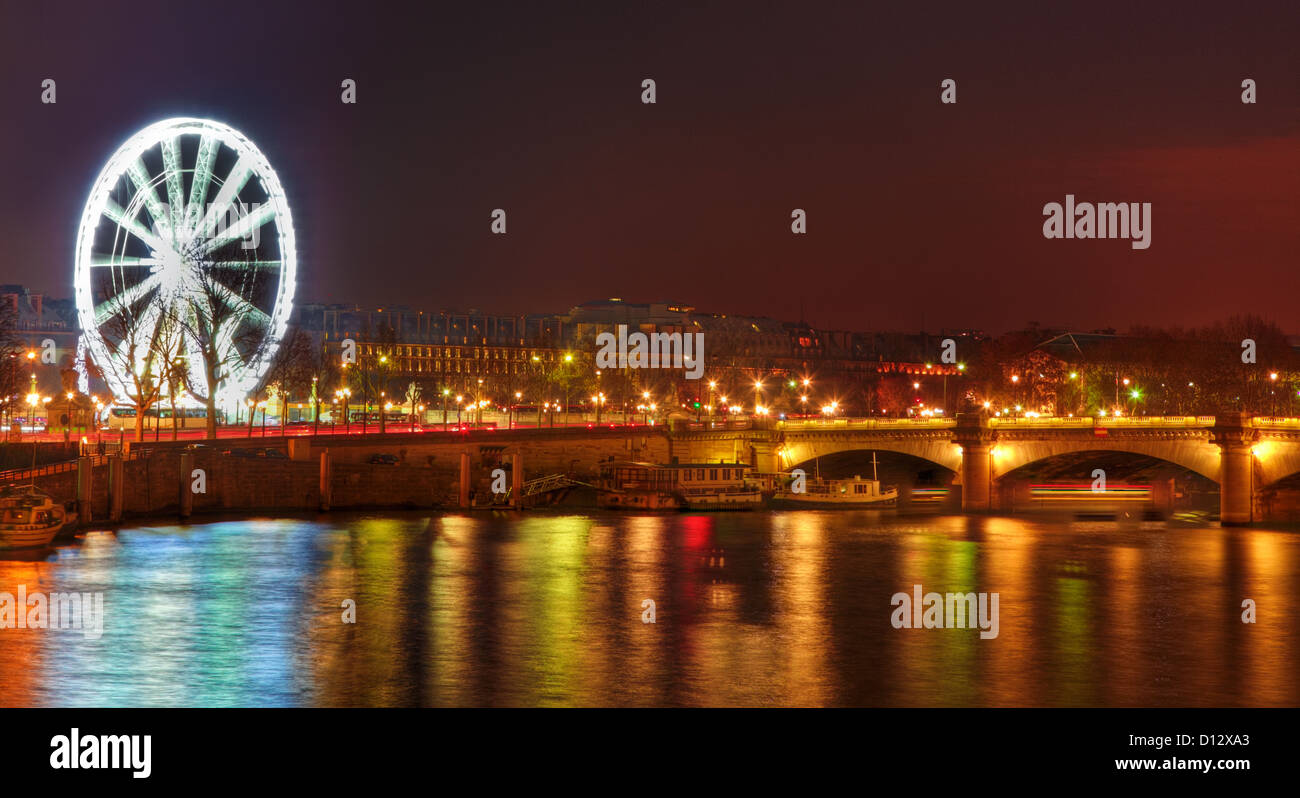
[
  {"left": 102, "top": 198, "right": 171, "bottom": 254},
  {"left": 160, "top": 136, "right": 186, "bottom": 233},
  {"left": 185, "top": 134, "right": 220, "bottom": 236},
  {"left": 125, "top": 159, "right": 173, "bottom": 242},
  {"left": 194, "top": 156, "right": 254, "bottom": 239},
  {"left": 198, "top": 201, "right": 276, "bottom": 256},
  {"left": 90, "top": 255, "right": 164, "bottom": 268},
  {"left": 93, "top": 273, "right": 162, "bottom": 326},
  {"left": 208, "top": 279, "right": 271, "bottom": 326}
]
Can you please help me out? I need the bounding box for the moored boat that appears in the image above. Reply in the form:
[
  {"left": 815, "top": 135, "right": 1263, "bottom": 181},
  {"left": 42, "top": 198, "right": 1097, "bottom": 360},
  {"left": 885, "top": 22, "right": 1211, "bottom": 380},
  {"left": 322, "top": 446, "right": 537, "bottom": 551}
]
[
  {"left": 597, "top": 461, "right": 763, "bottom": 510},
  {"left": 772, "top": 452, "right": 898, "bottom": 509},
  {"left": 597, "top": 461, "right": 685, "bottom": 510},
  {"left": 771, "top": 475, "right": 899, "bottom": 508},
  {"left": 0, "top": 484, "right": 69, "bottom": 550}
]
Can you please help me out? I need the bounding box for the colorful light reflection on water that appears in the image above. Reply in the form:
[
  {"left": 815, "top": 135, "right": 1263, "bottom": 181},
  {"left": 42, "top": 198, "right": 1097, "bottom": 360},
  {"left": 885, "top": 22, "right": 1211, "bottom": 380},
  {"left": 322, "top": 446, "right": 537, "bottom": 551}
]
[{"left": 2, "top": 512, "right": 1298, "bottom": 707}]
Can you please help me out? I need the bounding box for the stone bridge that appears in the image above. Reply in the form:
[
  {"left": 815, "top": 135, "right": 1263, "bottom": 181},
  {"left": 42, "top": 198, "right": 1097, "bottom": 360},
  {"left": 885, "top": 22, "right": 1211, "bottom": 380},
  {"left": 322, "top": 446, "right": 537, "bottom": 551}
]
[{"left": 667, "top": 413, "right": 1300, "bottom": 525}]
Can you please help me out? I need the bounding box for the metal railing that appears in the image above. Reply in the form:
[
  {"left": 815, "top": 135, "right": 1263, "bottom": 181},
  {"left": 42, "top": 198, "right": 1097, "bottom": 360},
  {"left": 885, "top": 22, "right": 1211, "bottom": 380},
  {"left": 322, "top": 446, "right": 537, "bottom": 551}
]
[
  {"left": 0, "top": 448, "right": 143, "bottom": 485},
  {"left": 778, "top": 417, "right": 956, "bottom": 430}
]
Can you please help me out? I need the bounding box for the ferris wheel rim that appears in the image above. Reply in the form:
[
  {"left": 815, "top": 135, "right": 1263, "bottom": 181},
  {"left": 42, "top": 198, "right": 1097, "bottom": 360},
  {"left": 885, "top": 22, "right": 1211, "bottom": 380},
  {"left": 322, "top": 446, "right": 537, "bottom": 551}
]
[{"left": 73, "top": 117, "right": 298, "bottom": 409}]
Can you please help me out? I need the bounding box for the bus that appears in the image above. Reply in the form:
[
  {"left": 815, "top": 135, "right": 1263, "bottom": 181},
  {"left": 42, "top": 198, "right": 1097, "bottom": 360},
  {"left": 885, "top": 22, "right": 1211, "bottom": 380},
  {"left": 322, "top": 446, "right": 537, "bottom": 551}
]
[
  {"left": 346, "top": 410, "right": 409, "bottom": 427},
  {"left": 104, "top": 405, "right": 214, "bottom": 431}
]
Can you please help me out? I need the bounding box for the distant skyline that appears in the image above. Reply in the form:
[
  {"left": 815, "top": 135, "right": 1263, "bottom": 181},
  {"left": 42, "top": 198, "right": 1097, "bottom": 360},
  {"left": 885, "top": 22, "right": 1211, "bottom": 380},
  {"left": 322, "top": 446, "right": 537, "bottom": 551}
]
[{"left": 3, "top": 1, "right": 1300, "bottom": 334}]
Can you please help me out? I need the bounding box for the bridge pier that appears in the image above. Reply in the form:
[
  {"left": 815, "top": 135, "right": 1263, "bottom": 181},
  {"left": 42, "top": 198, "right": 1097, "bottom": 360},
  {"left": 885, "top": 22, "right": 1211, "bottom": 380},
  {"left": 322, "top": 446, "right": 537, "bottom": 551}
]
[
  {"left": 1213, "top": 413, "right": 1256, "bottom": 525},
  {"left": 180, "top": 452, "right": 194, "bottom": 518},
  {"left": 458, "top": 452, "right": 471, "bottom": 509},
  {"left": 319, "top": 450, "right": 332, "bottom": 511},
  {"left": 76, "top": 456, "right": 93, "bottom": 524},
  {"left": 954, "top": 413, "right": 994, "bottom": 512},
  {"left": 512, "top": 453, "right": 523, "bottom": 509},
  {"left": 751, "top": 440, "right": 781, "bottom": 474},
  {"left": 107, "top": 454, "right": 124, "bottom": 522}
]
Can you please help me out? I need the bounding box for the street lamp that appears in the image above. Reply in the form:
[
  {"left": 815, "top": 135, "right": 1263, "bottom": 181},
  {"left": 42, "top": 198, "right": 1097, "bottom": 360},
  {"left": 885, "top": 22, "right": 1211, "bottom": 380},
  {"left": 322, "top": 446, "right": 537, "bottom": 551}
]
[
  {"left": 63, "top": 391, "right": 75, "bottom": 444},
  {"left": 26, "top": 393, "right": 47, "bottom": 478}
]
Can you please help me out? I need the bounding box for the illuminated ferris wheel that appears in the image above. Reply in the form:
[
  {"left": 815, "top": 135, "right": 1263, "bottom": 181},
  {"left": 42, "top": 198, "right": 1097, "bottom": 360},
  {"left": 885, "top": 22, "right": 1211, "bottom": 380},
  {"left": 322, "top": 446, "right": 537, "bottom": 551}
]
[{"left": 73, "top": 118, "right": 297, "bottom": 410}]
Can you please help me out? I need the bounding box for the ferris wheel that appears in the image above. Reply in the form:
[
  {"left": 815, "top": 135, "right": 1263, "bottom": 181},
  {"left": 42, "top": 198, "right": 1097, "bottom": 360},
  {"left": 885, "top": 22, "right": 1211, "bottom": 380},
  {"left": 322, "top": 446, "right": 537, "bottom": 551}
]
[{"left": 73, "top": 118, "right": 297, "bottom": 410}]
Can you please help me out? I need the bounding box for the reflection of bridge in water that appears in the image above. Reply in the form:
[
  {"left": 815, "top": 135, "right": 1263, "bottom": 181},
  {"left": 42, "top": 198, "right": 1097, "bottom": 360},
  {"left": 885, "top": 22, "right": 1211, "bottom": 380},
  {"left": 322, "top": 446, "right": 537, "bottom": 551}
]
[{"left": 670, "top": 413, "right": 1300, "bottom": 525}]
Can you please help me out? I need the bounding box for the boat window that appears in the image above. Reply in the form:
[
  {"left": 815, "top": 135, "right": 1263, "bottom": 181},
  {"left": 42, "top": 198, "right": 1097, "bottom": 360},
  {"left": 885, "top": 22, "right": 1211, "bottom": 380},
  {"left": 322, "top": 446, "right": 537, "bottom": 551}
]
[
  {"left": 709, "top": 469, "right": 717, "bottom": 480},
  {"left": 722, "top": 469, "right": 730, "bottom": 480}
]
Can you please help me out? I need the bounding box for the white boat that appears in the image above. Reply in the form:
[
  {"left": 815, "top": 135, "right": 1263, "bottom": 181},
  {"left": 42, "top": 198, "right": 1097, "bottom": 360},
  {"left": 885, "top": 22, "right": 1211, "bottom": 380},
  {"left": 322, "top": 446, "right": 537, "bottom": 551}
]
[
  {"left": 0, "top": 484, "right": 69, "bottom": 550},
  {"left": 773, "top": 452, "right": 898, "bottom": 508},
  {"left": 773, "top": 476, "right": 898, "bottom": 508}
]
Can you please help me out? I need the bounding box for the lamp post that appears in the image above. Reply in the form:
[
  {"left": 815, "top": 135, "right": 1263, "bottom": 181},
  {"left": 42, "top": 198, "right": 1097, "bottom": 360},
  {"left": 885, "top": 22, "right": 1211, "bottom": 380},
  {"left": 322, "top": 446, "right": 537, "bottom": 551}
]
[
  {"left": 562, "top": 353, "right": 573, "bottom": 426},
  {"left": 310, "top": 376, "right": 320, "bottom": 435},
  {"left": 91, "top": 396, "right": 102, "bottom": 447},
  {"left": 26, "top": 392, "right": 39, "bottom": 477},
  {"left": 63, "top": 391, "right": 75, "bottom": 444}
]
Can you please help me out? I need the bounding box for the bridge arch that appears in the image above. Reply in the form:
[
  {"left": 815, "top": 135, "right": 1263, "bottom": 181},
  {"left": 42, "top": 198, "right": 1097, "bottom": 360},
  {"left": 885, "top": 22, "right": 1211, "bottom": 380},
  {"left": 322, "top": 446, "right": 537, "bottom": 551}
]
[
  {"left": 989, "top": 437, "right": 1222, "bottom": 483},
  {"left": 1250, "top": 437, "right": 1300, "bottom": 486},
  {"left": 778, "top": 434, "right": 962, "bottom": 475}
]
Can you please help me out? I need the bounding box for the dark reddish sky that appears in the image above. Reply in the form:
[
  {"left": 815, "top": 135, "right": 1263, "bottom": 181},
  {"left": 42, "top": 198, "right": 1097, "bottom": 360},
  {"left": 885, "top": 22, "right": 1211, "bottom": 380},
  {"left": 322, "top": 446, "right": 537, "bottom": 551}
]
[{"left": 2, "top": 1, "right": 1299, "bottom": 333}]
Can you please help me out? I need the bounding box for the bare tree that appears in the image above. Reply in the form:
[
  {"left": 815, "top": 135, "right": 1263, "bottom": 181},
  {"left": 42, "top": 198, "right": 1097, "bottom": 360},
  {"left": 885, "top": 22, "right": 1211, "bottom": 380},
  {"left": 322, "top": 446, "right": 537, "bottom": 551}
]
[
  {"left": 178, "top": 270, "right": 264, "bottom": 439},
  {"left": 404, "top": 380, "right": 422, "bottom": 431},
  {"left": 93, "top": 290, "right": 180, "bottom": 442},
  {"left": 260, "top": 326, "right": 314, "bottom": 436},
  {"left": 303, "top": 335, "right": 340, "bottom": 435},
  {"left": 347, "top": 342, "right": 396, "bottom": 434}
]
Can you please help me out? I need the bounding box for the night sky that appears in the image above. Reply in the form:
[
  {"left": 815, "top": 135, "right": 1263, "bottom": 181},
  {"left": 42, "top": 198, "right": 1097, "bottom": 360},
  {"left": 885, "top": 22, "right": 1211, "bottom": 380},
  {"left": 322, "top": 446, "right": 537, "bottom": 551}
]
[{"left": 2, "top": 0, "right": 1299, "bottom": 333}]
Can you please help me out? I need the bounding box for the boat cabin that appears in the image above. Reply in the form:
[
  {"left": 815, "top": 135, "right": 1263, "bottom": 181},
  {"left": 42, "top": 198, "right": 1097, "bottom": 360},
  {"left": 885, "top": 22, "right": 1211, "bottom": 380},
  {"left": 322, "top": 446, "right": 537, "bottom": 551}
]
[{"left": 598, "top": 461, "right": 752, "bottom": 489}]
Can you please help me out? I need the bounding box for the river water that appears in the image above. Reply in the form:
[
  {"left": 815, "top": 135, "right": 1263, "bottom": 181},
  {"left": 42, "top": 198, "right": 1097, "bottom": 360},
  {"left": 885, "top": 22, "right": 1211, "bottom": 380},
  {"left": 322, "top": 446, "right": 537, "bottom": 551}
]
[{"left": 2, "top": 510, "right": 1298, "bottom": 707}]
